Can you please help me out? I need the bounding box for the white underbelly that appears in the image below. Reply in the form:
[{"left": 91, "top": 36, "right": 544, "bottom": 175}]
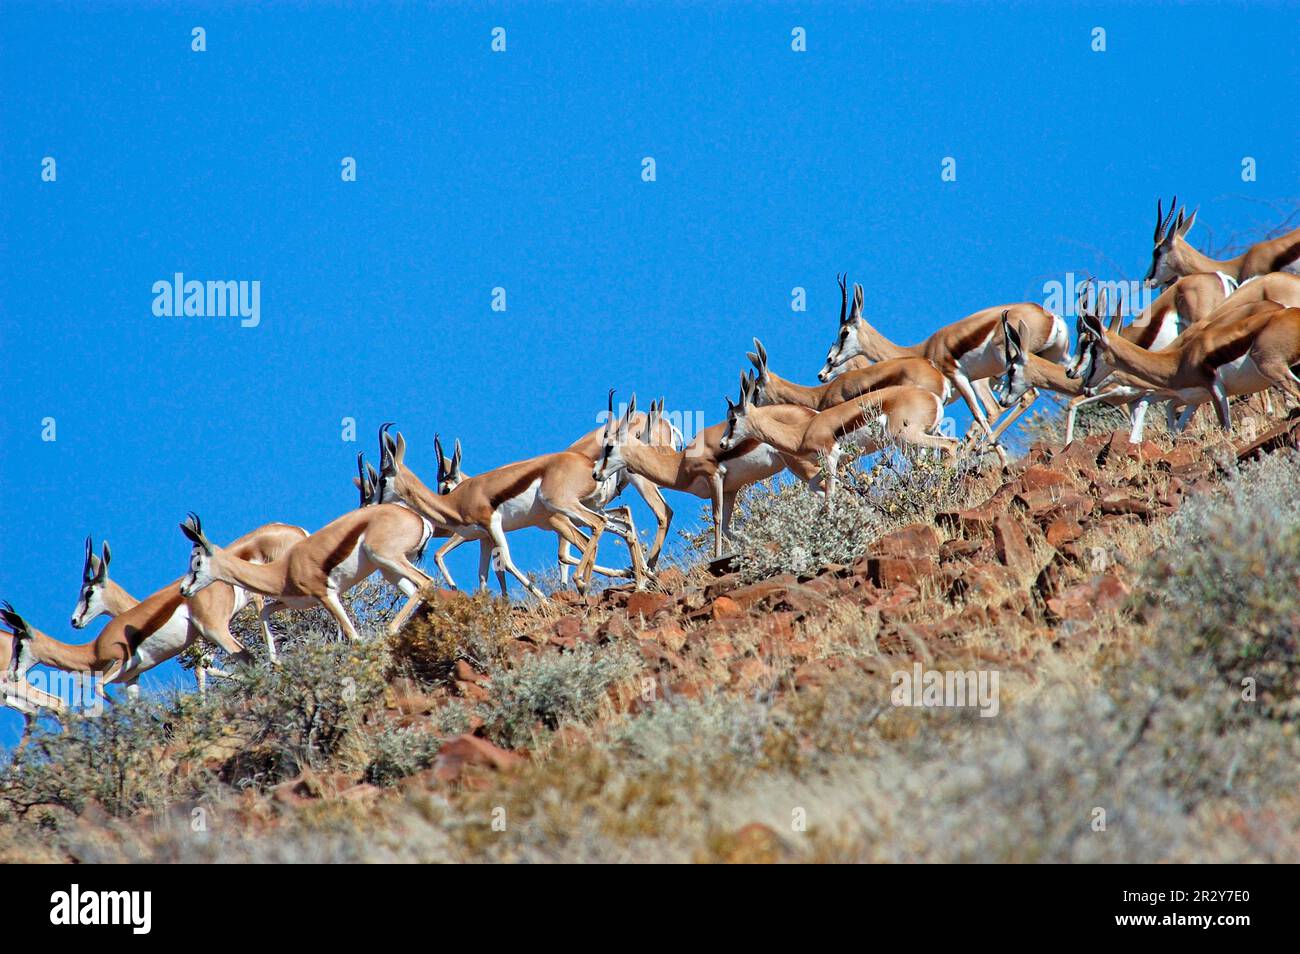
[
  {"left": 1219, "top": 354, "right": 1272, "bottom": 395},
  {"left": 720, "top": 445, "right": 787, "bottom": 491},
  {"left": 123, "top": 605, "right": 194, "bottom": 676},
  {"left": 500, "top": 479, "right": 547, "bottom": 530},
  {"left": 957, "top": 332, "right": 1004, "bottom": 380},
  {"left": 328, "top": 546, "right": 376, "bottom": 592}
]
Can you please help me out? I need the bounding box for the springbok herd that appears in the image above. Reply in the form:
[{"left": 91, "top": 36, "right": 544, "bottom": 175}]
[{"left": 4, "top": 198, "right": 1300, "bottom": 743}]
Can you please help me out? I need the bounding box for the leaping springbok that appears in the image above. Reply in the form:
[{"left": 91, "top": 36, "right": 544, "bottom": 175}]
[
  {"left": 0, "top": 523, "right": 308, "bottom": 709},
  {"left": 354, "top": 426, "right": 634, "bottom": 600},
  {"left": 718, "top": 372, "right": 958, "bottom": 501},
  {"left": 179, "top": 506, "right": 434, "bottom": 640},
  {"left": 1074, "top": 301, "right": 1300, "bottom": 436},
  {"left": 747, "top": 337, "right": 949, "bottom": 409},
  {"left": 1145, "top": 197, "right": 1300, "bottom": 290},
  {"left": 818, "top": 277, "right": 1069, "bottom": 462}
]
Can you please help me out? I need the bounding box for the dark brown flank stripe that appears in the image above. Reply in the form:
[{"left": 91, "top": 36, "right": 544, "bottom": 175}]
[
  {"left": 1132, "top": 305, "right": 1169, "bottom": 349},
  {"left": 320, "top": 522, "right": 369, "bottom": 578},
  {"left": 1273, "top": 245, "right": 1300, "bottom": 273},
  {"left": 1200, "top": 324, "right": 1257, "bottom": 373},
  {"left": 934, "top": 314, "right": 1001, "bottom": 365},
  {"left": 121, "top": 589, "right": 186, "bottom": 652},
  {"left": 486, "top": 461, "right": 549, "bottom": 510}
]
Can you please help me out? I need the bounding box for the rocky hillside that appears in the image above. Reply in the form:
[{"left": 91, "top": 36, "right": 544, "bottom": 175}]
[{"left": 2, "top": 411, "right": 1298, "bottom": 863}]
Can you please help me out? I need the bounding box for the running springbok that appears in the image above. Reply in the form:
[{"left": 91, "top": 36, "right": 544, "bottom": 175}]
[
  {"left": 356, "top": 427, "right": 632, "bottom": 599},
  {"left": 179, "top": 506, "right": 434, "bottom": 640},
  {"left": 1, "top": 612, "right": 67, "bottom": 748},
  {"left": 1, "top": 523, "right": 309, "bottom": 706},
  {"left": 748, "top": 338, "right": 949, "bottom": 409},
  {"left": 1075, "top": 301, "right": 1300, "bottom": 436},
  {"left": 718, "top": 373, "right": 958, "bottom": 501},
  {"left": 593, "top": 390, "right": 823, "bottom": 557},
  {"left": 1145, "top": 197, "right": 1300, "bottom": 290},
  {"left": 378, "top": 415, "right": 667, "bottom": 591},
  {"left": 819, "top": 277, "right": 1069, "bottom": 461}
]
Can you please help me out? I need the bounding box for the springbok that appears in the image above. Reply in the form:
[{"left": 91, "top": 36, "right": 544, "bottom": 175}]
[
  {"left": 718, "top": 373, "right": 958, "bottom": 501},
  {"left": 70, "top": 538, "right": 137, "bottom": 630},
  {"left": 0, "top": 523, "right": 309, "bottom": 707},
  {"left": 819, "top": 277, "right": 1069, "bottom": 462},
  {"left": 593, "top": 389, "right": 824, "bottom": 558},
  {"left": 357, "top": 427, "right": 632, "bottom": 599},
  {"left": 747, "top": 338, "right": 949, "bottom": 409},
  {"left": 1145, "top": 197, "right": 1300, "bottom": 290},
  {"left": 1075, "top": 301, "right": 1300, "bottom": 436},
  {"left": 179, "top": 504, "right": 436, "bottom": 640},
  {"left": 1, "top": 612, "right": 67, "bottom": 749},
  {"left": 382, "top": 415, "right": 668, "bottom": 591}
]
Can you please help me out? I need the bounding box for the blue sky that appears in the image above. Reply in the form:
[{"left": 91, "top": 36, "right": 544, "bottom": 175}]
[{"left": 2, "top": 1, "right": 1297, "bottom": 743}]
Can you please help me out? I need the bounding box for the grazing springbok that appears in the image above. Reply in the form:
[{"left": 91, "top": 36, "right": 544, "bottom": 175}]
[
  {"left": 0, "top": 523, "right": 308, "bottom": 704},
  {"left": 179, "top": 507, "right": 434, "bottom": 641},
  {"left": 361, "top": 426, "right": 634, "bottom": 599},
  {"left": 819, "top": 277, "right": 1069, "bottom": 462},
  {"left": 718, "top": 373, "right": 958, "bottom": 501},
  {"left": 1074, "top": 301, "right": 1300, "bottom": 436},
  {"left": 747, "top": 338, "right": 949, "bottom": 409},
  {"left": 1145, "top": 197, "right": 1300, "bottom": 290},
  {"left": 593, "top": 390, "right": 823, "bottom": 558}
]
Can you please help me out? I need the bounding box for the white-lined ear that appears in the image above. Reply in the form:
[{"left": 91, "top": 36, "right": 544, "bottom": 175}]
[
  {"left": 393, "top": 432, "right": 407, "bottom": 467},
  {"left": 1177, "top": 206, "right": 1197, "bottom": 236},
  {"left": 451, "top": 439, "right": 462, "bottom": 472},
  {"left": 852, "top": 284, "right": 864, "bottom": 319},
  {"left": 99, "top": 541, "right": 111, "bottom": 580}
]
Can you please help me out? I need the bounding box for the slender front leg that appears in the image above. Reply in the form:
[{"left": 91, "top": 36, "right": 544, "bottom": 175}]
[
  {"left": 628, "top": 474, "right": 672, "bottom": 570},
  {"left": 488, "top": 513, "right": 546, "bottom": 600},
  {"left": 435, "top": 534, "right": 465, "bottom": 590},
  {"left": 258, "top": 599, "right": 284, "bottom": 663},
  {"left": 987, "top": 388, "right": 1038, "bottom": 444},
  {"left": 951, "top": 371, "right": 1008, "bottom": 465},
  {"left": 320, "top": 588, "right": 361, "bottom": 641},
  {"left": 710, "top": 469, "right": 726, "bottom": 558}
]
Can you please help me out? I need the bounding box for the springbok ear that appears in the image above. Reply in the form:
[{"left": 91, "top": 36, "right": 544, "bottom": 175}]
[
  {"left": 179, "top": 513, "right": 212, "bottom": 553},
  {"left": 725, "top": 395, "right": 737, "bottom": 416},
  {"left": 434, "top": 433, "right": 446, "bottom": 469},
  {"left": 451, "top": 439, "right": 462, "bottom": 472},
  {"left": 1081, "top": 311, "right": 1107, "bottom": 343},
  {"left": 627, "top": 393, "right": 637, "bottom": 418},
  {"left": 1108, "top": 297, "right": 1125, "bottom": 333},
  {"left": 1178, "top": 206, "right": 1197, "bottom": 236},
  {"left": 378, "top": 422, "right": 396, "bottom": 472},
  {"left": 1001, "top": 311, "right": 1022, "bottom": 357},
  {"left": 392, "top": 432, "right": 407, "bottom": 467},
  {"left": 0, "top": 601, "right": 27, "bottom": 636},
  {"left": 852, "top": 284, "right": 864, "bottom": 319},
  {"left": 96, "top": 542, "right": 111, "bottom": 581}
]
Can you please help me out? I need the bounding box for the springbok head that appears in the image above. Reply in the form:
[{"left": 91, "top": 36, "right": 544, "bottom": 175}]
[
  {"left": 1145, "top": 196, "right": 1197, "bottom": 289},
  {"left": 593, "top": 390, "right": 638, "bottom": 483},
  {"left": 0, "top": 602, "right": 40, "bottom": 680},
  {"left": 434, "top": 434, "right": 465, "bottom": 494},
  {"left": 819, "top": 275, "right": 868, "bottom": 382},
  {"left": 178, "top": 513, "right": 219, "bottom": 598},
  {"left": 71, "top": 536, "right": 113, "bottom": 629},
  {"left": 718, "top": 371, "right": 759, "bottom": 452}
]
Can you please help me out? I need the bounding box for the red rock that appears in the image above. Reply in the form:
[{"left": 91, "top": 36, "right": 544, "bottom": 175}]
[
  {"left": 710, "top": 595, "right": 743, "bottom": 620},
  {"left": 1044, "top": 518, "right": 1083, "bottom": 549},
  {"left": 1020, "top": 465, "right": 1074, "bottom": 493},
  {"left": 861, "top": 555, "right": 938, "bottom": 589},
  {"left": 728, "top": 657, "right": 767, "bottom": 688},
  {"left": 552, "top": 617, "right": 583, "bottom": 640},
  {"left": 625, "top": 591, "right": 671, "bottom": 620},
  {"left": 939, "top": 538, "right": 988, "bottom": 563},
  {"left": 454, "top": 680, "right": 490, "bottom": 702},
  {"left": 1045, "top": 573, "right": 1131, "bottom": 622},
  {"left": 992, "top": 514, "right": 1034, "bottom": 573},
  {"left": 1099, "top": 493, "right": 1154, "bottom": 519},
  {"left": 873, "top": 523, "right": 940, "bottom": 558},
  {"left": 454, "top": 660, "right": 487, "bottom": 683},
  {"left": 433, "top": 735, "right": 524, "bottom": 784},
  {"left": 641, "top": 622, "right": 687, "bottom": 652}
]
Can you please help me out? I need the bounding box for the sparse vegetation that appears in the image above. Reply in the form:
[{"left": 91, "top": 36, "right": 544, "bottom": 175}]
[{"left": 3, "top": 418, "right": 1299, "bottom": 863}]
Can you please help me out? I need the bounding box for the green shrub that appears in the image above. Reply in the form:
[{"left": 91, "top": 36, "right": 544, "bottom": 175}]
[
  {"left": 483, "top": 643, "right": 640, "bottom": 748},
  {"left": 363, "top": 724, "right": 444, "bottom": 786},
  {"left": 1143, "top": 450, "right": 1300, "bottom": 720}
]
